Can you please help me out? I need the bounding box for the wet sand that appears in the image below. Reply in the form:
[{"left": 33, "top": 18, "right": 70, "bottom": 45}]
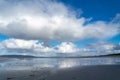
[{"left": 0, "top": 65, "right": 120, "bottom": 80}]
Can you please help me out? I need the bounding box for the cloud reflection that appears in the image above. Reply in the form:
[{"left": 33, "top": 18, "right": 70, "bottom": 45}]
[{"left": 0, "top": 57, "right": 120, "bottom": 70}]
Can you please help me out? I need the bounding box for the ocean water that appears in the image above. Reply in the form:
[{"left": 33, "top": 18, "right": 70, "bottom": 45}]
[{"left": 0, "top": 56, "right": 120, "bottom": 71}]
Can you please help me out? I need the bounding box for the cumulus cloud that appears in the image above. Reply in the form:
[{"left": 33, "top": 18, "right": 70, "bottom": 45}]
[
  {"left": 90, "top": 42, "right": 120, "bottom": 55},
  {"left": 55, "top": 42, "right": 79, "bottom": 53},
  {"left": 0, "top": 39, "right": 78, "bottom": 54},
  {"left": 0, "top": 39, "right": 120, "bottom": 56},
  {"left": 88, "top": 42, "right": 115, "bottom": 50},
  {"left": 0, "top": 0, "right": 119, "bottom": 41},
  {"left": 0, "top": 39, "right": 37, "bottom": 49}
]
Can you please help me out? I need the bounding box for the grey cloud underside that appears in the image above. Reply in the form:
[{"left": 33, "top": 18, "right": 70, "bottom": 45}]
[{"left": 0, "top": 0, "right": 120, "bottom": 41}]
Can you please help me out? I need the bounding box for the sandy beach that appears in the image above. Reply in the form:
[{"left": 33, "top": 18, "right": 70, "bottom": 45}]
[
  {"left": 0, "top": 57, "right": 120, "bottom": 80},
  {"left": 0, "top": 65, "right": 120, "bottom": 80}
]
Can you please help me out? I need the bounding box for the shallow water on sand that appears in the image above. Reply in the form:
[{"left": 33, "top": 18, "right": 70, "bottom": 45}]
[
  {"left": 0, "top": 56, "right": 120, "bottom": 71},
  {"left": 0, "top": 57, "right": 120, "bottom": 80}
]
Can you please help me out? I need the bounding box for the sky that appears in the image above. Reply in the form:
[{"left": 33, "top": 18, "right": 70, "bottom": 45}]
[{"left": 0, "top": 0, "right": 120, "bottom": 56}]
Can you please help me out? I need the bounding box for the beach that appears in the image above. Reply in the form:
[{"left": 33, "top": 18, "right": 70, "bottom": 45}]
[{"left": 0, "top": 57, "right": 120, "bottom": 80}]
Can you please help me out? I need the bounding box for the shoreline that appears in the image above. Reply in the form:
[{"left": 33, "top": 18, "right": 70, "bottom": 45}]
[{"left": 0, "top": 53, "right": 120, "bottom": 59}]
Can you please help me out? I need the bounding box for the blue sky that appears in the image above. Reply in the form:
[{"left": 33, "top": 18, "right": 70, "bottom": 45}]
[
  {"left": 56, "top": 0, "right": 119, "bottom": 47},
  {"left": 0, "top": 0, "right": 120, "bottom": 55},
  {"left": 0, "top": 0, "right": 119, "bottom": 46},
  {"left": 59, "top": 0, "right": 120, "bottom": 46},
  {"left": 60, "top": 0, "right": 120, "bottom": 21}
]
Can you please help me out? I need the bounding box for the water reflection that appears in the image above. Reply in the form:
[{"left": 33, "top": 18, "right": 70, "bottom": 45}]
[{"left": 0, "top": 57, "right": 120, "bottom": 70}]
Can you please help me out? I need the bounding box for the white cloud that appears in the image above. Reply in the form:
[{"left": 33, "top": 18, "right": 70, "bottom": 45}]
[
  {"left": 0, "top": 0, "right": 119, "bottom": 41},
  {"left": 0, "top": 39, "right": 37, "bottom": 49},
  {"left": 0, "top": 0, "right": 120, "bottom": 56},
  {"left": 88, "top": 42, "right": 115, "bottom": 51},
  {"left": 0, "top": 39, "right": 78, "bottom": 54},
  {"left": 0, "top": 39, "right": 120, "bottom": 56},
  {"left": 111, "top": 13, "right": 120, "bottom": 23},
  {"left": 56, "top": 42, "right": 79, "bottom": 53}
]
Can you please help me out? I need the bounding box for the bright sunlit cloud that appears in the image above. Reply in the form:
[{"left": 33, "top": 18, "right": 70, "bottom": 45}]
[
  {"left": 0, "top": 0, "right": 120, "bottom": 56},
  {"left": 0, "top": 0, "right": 119, "bottom": 41}
]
